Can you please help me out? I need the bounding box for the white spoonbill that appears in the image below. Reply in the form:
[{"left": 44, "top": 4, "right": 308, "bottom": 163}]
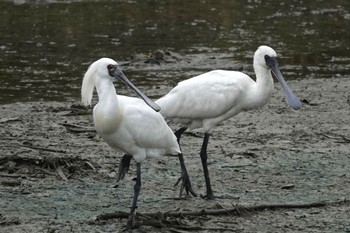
[
  {"left": 81, "top": 58, "right": 196, "bottom": 229},
  {"left": 155, "top": 45, "right": 302, "bottom": 199}
]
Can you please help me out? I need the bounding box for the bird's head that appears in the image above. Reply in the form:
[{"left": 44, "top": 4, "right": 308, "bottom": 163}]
[
  {"left": 89, "top": 58, "right": 122, "bottom": 82},
  {"left": 254, "top": 45, "right": 278, "bottom": 69},
  {"left": 81, "top": 58, "right": 161, "bottom": 112},
  {"left": 253, "top": 46, "right": 301, "bottom": 110}
]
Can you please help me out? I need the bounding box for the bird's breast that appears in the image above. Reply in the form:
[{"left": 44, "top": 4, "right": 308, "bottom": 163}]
[{"left": 93, "top": 104, "right": 124, "bottom": 135}]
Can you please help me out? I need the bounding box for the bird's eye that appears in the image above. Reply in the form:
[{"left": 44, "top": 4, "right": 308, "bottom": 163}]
[
  {"left": 107, "top": 64, "right": 115, "bottom": 72},
  {"left": 264, "top": 55, "right": 276, "bottom": 68}
]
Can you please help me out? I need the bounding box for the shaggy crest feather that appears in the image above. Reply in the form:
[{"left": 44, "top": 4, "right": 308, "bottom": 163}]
[
  {"left": 81, "top": 62, "right": 97, "bottom": 106},
  {"left": 79, "top": 58, "right": 197, "bottom": 229}
]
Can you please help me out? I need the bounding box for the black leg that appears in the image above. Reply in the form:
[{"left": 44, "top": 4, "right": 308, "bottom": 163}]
[
  {"left": 200, "top": 133, "right": 214, "bottom": 199},
  {"left": 127, "top": 162, "right": 141, "bottom": 230},
  {"left": 174, "top": 127, "right": 197, "bottom": 197},
  {"left": 174, "top": 127, "right": 187, "bottom": 144},
  {"left": 117, "top": 154, "right": 133, "bottom": 182},
  {"left": 177, "top": 153, "right": 197, "bottom": 197}
]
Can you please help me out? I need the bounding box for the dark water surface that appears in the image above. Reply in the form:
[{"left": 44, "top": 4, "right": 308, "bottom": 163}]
[{"left": 0, "top": 0, "right": 349, "bottom": 104}]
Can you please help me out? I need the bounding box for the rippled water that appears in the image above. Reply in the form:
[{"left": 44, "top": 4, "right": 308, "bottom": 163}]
[{"left": 0, "top": 0, "right": 349, "bottom": 104}]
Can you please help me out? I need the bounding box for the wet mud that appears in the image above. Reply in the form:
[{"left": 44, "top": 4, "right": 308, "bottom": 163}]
[{"left": 1, "top": 74, "right": 350, "bottom": 232}]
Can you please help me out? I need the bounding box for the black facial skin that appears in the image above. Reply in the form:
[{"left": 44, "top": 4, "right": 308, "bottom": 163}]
[
  {"left": 107, "top": 64, "right": 117, "bottom": 77},
  {"left": 264, "top": 54, "right": 278, "bottom": 68},
  {"left": 106, "top": 63, "right": 161, "bottom": 112}
]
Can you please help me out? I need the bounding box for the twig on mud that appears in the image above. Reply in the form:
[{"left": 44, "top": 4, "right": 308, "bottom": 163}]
[
  {"left": 94, "top": 199, "right": 349, "bottom": 222},
  {"left": 36, "top": 168, "right": 58, "bottom": 176},
  {"left": 85, "top": 161, "right": 96, "bottom": 171},
  {"left": 0, "top": 173, "right": 26, "bottom": 178},
  {"left": 95, "top": 200, "right": 350, "bottom": 231},
  {"left": 322, "top": 133, "right": 350, "bottom": 143},
  {"left": 0, "top": 117, "right": 21, "bottom": 124},
  {"left": 59, "top": 122, "right": 96, "bottom": 133},
  {"left": 95, "top": 211, "right": 129, "bottom": 221},
  {"left": 58, "top": 122, "right": 88, "bottom": 128},
  {"left": 137, "top": 201, "right": 331, "bottom": 218},
  {"left": 11, "top": 142, "right": 67, "bottom": 154},
  {"left": 57, "top": 166, "right": 68, "bottom": 181},
  {"left": 60, "top": 110, "right": 92, "bottom": 116},
  {"left": 36, "top": 167, "right": 76, "bottom": 181},
  {"left": 67, "top": 127, "right": 96, "bottom": 133}
]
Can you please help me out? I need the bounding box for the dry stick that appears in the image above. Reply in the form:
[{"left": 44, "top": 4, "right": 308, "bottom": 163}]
[
  {"left": 66, "top": 127, "right": 96, "bottom": 133},
  {"left": 23, "top": 144, "right": 67, "bottom": 153},
  {"left": 322, "top": 133, "right": 350, "bottom": 142},
  {"left": 0, "top": 173, "right": 25, "bottom": 178},
  {"left": 146, "top": 200, "right": 344, "bottom": 218},
  {"left": 5, "top": 143, "right": 67, "bottom": 153},
  {"left": 57, "top": 166, "right": 68, "bottom": 181},
  {"left": 59, "top": 122, "right": 84, "bottom": 128},
  {"left": 58, "top": 122, "right": 96, "bottom": 133},
  {"left": 0, "top": 117, "right": 21, "bottom": 123},
  {"left": 7, "top": 142, "right": 67, "bottom": 154},
  {"left": 96, "top": 211, "right": 129, "bottom": 221},
  {"left": 95, "top": 199, "right": 349, "bottom": 222},
  {"left": 36, "top": 168, "right": 58, "bottom": 176}
]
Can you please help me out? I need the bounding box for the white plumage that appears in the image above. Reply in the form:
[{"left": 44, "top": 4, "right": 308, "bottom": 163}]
[
  {"left": 82, "top": 58, "right": 180, "bottom": 162},
  {"left": 81, "top": 58, "right": 195, "bottom": 229},
  {"left": 156, "top": 46, "right": 301, "bottom": 199},
  {"left": 94, "top": 95, "right": 180, "bottom": 162},
  {"left": 156, "top": 70, "right": 264, "bottom": 131}
]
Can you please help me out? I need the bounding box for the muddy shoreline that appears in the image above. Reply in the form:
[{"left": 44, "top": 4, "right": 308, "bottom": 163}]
[{"left": 1, "top": 76, "right": 350, "bottom": 232}]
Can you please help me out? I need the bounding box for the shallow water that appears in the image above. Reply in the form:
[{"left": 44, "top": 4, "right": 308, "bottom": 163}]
[{"left": 0, "top": 0, "right": 349, "bottom": 104}]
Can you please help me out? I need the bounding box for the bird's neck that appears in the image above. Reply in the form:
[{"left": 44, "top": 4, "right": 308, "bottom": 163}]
[
  {"left": 95, "top": 78, "right": 118, "bottom": 106},
  {"left": 93, "top": 78, "right": 123, "bottom": 134},
  {"left": 247, "top": 64, "right": 274, "bottom": 109}
]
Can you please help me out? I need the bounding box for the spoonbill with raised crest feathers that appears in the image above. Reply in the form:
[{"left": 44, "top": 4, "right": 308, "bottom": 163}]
[{"left": 81, "top": 58, "right": 196, "bottom": 229}]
